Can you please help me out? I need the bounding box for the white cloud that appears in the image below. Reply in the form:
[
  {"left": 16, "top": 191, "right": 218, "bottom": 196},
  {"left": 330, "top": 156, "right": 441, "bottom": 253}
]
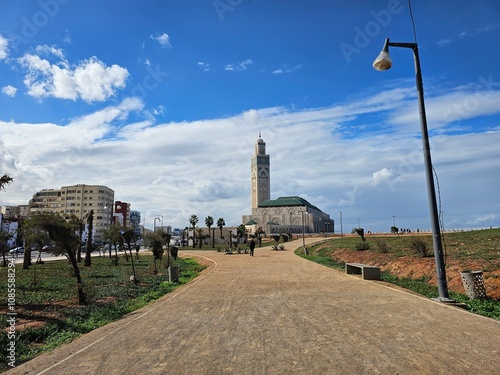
[
  {"left": 1, "top": 82, "right": 499, "bottom": 231},
  {"left": 197, "top": 61, "right": 210, "bottom": 71},
  {"left": 272, "top": 64, "right": 302, "bottom": 74},
  {"left": 436, "top": 38, "right": 451, "bottom": 47},
  {"left": 18, "top": 50, "right": 129, "bottom": 103},
  {"left": 2, "top": 85, "right": 17, "bottom": 97},
  {"left": 63, "top": 30, "right": 72, "bottom": 44},
  {"left": 35, "top": 44, "right": 65, "bottom": 59},
  {"left": 0, "top": 34, "right": 8, "bottom": 59},
  {"left": 150, "top": 33, "right": 171, "bottom": 48},
  {"left": 225, "top": 59, "right": 253, "bottom": 72},
  {"left": 438, "top": 23, "right": 500, "bottom": 46}
]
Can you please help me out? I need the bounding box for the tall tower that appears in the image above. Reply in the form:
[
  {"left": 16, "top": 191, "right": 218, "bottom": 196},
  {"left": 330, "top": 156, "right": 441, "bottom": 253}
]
[{"left": 251, "top": 134, "right": 270, "bottom": 208}]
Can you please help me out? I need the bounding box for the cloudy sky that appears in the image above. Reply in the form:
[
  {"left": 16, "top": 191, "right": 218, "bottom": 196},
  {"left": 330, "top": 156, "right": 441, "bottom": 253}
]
[{"left": 0, "top": 0, "right": 499, "bottom": 232}]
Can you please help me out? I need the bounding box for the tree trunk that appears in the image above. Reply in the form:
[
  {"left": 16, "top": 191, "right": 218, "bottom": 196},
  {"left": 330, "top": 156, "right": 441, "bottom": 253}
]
[
  {"left": 22, "top": 247, "right": 31, "bottom": 269},
  {"left": 84, "top": 210, "right": 94, "bottom": 267},
  {"left": 77, "top": 224, "right": 83, "bottom": 262},
  {"left": 128, "top": 244, "right": 138, "bottom": 284},
  {"left": 68, "top": 251, "right": 86, "bottom": 305}
]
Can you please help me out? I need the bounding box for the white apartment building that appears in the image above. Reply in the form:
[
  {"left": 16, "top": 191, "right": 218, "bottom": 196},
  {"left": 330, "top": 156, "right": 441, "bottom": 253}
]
[{"left": 28, "top": 184, "right": 115, "bottom": 243}]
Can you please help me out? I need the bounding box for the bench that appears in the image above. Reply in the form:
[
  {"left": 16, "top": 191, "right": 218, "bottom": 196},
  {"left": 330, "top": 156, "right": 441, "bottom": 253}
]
[{"left": 345, "top": 263, "right": 381, "bottom": 280}]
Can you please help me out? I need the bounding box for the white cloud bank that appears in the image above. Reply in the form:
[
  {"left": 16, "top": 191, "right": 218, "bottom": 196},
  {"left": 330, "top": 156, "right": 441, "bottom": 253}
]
[{"left": 1, "top": 83, "right": 499, "bottom": 231}]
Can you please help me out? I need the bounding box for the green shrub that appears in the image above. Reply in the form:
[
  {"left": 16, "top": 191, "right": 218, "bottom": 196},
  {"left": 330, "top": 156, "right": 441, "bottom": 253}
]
[
  {"left": 409, "top": 238, "right": 430, "bottom": 257},
  {"left": 355, "top": 241, "right": 370, "bottom": 251},
  {"left": 375, "top": 239, "right": 389, "bottom": 253}
]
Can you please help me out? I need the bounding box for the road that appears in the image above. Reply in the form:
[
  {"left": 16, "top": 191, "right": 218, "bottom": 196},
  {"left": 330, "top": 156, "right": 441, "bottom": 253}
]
[{"left": 6, "top": 237, "right": 500, "bottom": 375}]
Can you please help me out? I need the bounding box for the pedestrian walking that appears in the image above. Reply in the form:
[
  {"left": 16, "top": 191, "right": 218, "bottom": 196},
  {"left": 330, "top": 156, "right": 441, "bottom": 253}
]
[{"left": 249, "top": 238, "right": 255, "bottom": 256}]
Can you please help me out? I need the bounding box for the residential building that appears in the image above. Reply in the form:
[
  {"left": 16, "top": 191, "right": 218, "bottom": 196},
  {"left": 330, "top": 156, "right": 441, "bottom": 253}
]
[
  {"left": 130, "top": 210, "right": 142, "bottom": 238},
  {"left": 27, "top": 184, "right": 115, "bottom": 243}
]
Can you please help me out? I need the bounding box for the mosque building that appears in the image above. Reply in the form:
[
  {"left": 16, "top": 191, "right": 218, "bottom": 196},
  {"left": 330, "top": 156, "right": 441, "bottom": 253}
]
[{"left": 242, "top": 134, "right": 333, "bottom": 236}]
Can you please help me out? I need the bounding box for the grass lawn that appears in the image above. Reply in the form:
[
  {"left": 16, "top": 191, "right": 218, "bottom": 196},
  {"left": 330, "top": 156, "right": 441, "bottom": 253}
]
[{"left": 0, "top": 253, "right": 206, "bottom": 372}]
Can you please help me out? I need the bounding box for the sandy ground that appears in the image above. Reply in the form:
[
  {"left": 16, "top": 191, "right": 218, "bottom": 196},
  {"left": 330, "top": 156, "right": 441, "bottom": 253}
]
[{"left": 6, "top": 238, "right": 500, "bottom": 375}]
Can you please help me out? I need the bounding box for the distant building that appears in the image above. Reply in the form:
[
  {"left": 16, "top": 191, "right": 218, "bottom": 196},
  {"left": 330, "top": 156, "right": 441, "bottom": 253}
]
[
  {"left": 27, "top": 184, "right": 115, "bottom": 243},
  {"left": 130, "top": 210, "right": 142, "bottom": 237},
  {"left": 114, "top": 201, "right": 130, "bottom": 227},
  {"left": 0, "top": 205, "right": 17, "bottom": 218},
  {"left": 0, "top": 213, "right": 19, "bottom": 248},
  {"left": 242, "top": 135, "right": 333, "bottom": 235}
]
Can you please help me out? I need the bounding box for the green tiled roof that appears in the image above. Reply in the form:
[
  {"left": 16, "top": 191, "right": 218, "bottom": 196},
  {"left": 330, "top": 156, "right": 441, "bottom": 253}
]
[{"left": 258, "top": 196, "right": 323, "bottom": 212}]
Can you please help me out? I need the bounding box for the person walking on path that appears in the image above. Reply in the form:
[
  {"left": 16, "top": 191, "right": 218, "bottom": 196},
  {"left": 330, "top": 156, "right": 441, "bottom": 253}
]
[{"left": 249, "top": 237, "right": 255, "bottom": 256}]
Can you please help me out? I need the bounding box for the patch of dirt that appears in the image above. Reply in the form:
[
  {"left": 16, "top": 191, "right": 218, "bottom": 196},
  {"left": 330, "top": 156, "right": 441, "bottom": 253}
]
[
  {"left": 327, "top": 247, "right": 500, "bottom": 300},
  {"left": 1, "top": 303, "right": 67, "bottom": 332}
]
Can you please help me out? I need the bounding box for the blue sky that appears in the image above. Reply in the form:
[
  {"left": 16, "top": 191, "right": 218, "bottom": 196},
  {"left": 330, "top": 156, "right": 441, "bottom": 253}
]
[{"left": 1, "top": 0, "right": 499, "bottom": 232}]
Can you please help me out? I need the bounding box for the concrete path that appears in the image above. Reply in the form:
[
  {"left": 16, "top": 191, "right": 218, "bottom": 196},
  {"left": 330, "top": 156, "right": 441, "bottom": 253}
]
[{"left": 7, "top": 238, "right": 500, "bottom": 375}]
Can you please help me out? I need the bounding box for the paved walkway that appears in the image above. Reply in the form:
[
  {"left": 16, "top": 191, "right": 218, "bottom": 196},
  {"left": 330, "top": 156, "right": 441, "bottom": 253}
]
[{"left": 7, "top": 238, "right": 500, "bottom": 374}]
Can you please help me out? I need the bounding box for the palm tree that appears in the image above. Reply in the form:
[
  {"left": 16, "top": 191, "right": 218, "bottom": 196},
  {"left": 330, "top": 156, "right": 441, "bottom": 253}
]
[
  {"left": 205, "top": 216, "right": 214, "bottom": 240},
  {"left": 217, "top": 217, "right": 225, "bottom": 240},
  {"left": 236, "top": 224, "right": 247, "bottom": 243},
  {"left": 189, "top": 215, "right": 198, "bottom": 247},
  {"left": 0, "top": 173, "right": 13, "bottom": 190},
  {"left": 196, "top": 228, "right": 204, "bottom": 249}
]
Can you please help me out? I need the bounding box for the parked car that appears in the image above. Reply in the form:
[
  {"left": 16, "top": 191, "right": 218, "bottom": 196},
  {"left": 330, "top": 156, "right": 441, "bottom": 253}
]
[{"left": 9, "top": 246, "right": 25, "bottom": 254}]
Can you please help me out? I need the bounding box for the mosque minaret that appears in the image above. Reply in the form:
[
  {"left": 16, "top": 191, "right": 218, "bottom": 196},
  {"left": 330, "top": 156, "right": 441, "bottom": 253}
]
[{"left": 243, "top": 134, "right": 333, "bottom": 235}]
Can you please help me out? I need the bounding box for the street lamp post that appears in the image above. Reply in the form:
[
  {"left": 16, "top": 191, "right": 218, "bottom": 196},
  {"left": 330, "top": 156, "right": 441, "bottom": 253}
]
[
  {"left": 340, "top": 211, "right": 343, "bottom": 237},
  {"left": 104, "top": 203, "right": 113, "bottom": 259},
  {"left": 373, "top": 38, "right": 450, "bottom": 301},
  {"left": 154, "top": 217, "right": 161, "bottom": 233},
  {"left": 300, "top": 211, "right": 308, "bottom": 255},
  {"left": 392, "top": 216, "right": 397, "bottom": 228}
]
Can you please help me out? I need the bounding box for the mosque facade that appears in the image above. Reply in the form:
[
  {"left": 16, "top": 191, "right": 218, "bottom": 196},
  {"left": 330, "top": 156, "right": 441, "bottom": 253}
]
[{"left": 242, "top": 135, "right": 333, "bottom": 235}]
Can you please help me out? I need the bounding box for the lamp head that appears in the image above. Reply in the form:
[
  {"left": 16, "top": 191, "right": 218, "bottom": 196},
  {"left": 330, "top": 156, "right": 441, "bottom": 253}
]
[{"left": 373, "top": 38, "right": 392, "bottom": 71}]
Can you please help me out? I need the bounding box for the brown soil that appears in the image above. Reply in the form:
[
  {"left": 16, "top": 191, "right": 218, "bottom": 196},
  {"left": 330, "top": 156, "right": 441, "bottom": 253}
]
[{"left": 324, "top": 245, "right": 500, "bottom": 300}]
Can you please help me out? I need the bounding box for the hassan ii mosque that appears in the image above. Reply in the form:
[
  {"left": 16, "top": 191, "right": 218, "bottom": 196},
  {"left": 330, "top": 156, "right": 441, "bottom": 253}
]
[{"left": 242, "top": 134, "right": 333, "bottom": 235}]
